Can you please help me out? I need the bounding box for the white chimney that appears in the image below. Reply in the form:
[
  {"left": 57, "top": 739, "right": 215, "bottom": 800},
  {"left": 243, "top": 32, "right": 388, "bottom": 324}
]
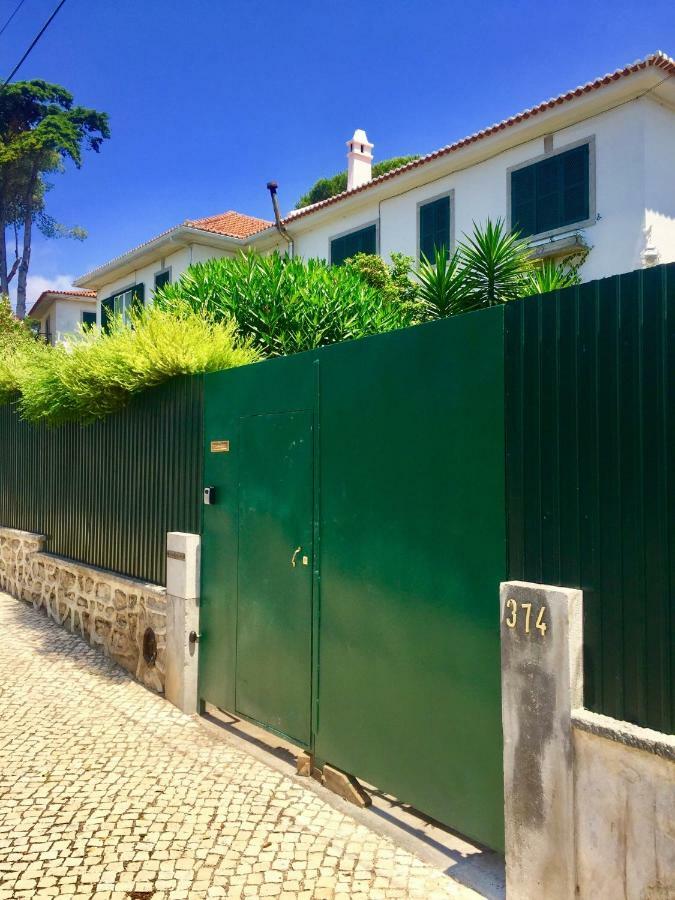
[{"left": 346, "top": 129, "right": 373, "bottom": 191}]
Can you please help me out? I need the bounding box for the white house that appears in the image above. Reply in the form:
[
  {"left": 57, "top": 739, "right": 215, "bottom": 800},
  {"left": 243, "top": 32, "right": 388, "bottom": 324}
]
[
  {"left": 27, "top": 289, "right": 97, "bottom": 344},
  {"left": 73, "top": 51, "right": 675, "bottom": 325}
]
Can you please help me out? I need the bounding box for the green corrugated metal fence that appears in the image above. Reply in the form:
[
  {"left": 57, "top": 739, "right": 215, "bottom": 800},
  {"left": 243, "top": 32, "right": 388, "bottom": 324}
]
[
  {"left": 0, "top": 376, "right": 203, "bottom": 585},
  {"left": 505, "top": 262, "right": 674, "bottom": 733}
]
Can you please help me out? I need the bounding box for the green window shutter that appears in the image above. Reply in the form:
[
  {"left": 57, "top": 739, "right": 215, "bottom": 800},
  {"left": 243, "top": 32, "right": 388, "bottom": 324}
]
[
  {"left": 511, "top": 143, "right": 590, "bottom": 238},
  {"left": 562, "top": 144, "right": 589, "bottom": 224},
  {"left": 535, "top": 155, "right": 562, "bottom": 234},
  {"left": 101, "top": 296, "right": 115, "bottom": 332},
  {"left": 511, "top": 166, "right": 536, "bottom": 237},
  {"left": 82, "top": 311, "right": 97, "bottom": 329},
  {"left": 154, "top": 270, "right": 170, "bottom": 291},
  {"left": 330, "top": 225, "right": 377, "bottom": 265},
  {"left": 419, "top": 196, "right": 450, "bottom": 261},
  {"left": 131, "top": 283, "right": 145, "bottom": 313}
]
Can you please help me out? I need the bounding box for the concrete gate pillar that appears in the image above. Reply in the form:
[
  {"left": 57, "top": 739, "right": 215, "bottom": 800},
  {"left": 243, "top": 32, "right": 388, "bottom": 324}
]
[
  {"left": 500, "top": 580, "right": 583, "bottom": 900},
  {"left": 164, "top": 532, "right": 201, "bottom": 715}
]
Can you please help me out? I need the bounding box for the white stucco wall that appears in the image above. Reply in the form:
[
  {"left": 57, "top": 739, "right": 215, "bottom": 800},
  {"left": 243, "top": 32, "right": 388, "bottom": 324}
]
[
  {"left": 291, "top": 98, "right": 672, "bottom": 283},
  {"left": 33, "top": 299, "right": 96, "bottom": 344},
  {"left": 95, "top": 243, "right": 237, "bottom": 324},
  {"left": 54, "top": 300, "right": 96, "bottom": 342},
  {"left": 644, "top": 97, "right": 675, "bottom": 267}
]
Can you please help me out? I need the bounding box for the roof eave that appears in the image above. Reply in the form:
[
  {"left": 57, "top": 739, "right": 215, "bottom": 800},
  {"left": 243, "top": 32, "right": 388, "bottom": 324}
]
[
  {"left": 282, "top": 62, "right": 672, "bottom": 229},
  {"left": 74, "top": 225, "right": 250, "bottom": 290},
  {"left": 27, "top": 291, "right": 97, "bottom": 320}
]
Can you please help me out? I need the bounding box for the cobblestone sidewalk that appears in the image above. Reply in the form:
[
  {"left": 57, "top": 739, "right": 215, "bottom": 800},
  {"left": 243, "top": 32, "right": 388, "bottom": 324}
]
[{"left": 0, "top": 593, "right": 483, "bottom": 900}]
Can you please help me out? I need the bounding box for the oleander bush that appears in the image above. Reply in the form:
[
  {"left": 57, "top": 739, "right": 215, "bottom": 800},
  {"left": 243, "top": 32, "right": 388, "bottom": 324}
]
[{"left": 155, "top": 251, "right": 414, "bottom": 357}]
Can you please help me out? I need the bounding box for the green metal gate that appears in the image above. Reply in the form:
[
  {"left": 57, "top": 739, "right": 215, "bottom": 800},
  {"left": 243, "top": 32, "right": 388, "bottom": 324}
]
[
  {"left": 200, "top": 309, "right": 506, "bottom": 851},
  {"left": 235, "top": 410, "right": 314, "bottom": 745}
]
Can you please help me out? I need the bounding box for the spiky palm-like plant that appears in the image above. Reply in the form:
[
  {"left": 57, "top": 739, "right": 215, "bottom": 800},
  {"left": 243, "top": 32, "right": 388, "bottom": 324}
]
[
  {"left": 416, "top": 247, "right": 469, "bottom": 319},
  {"left": 458, "top": 218, "right": 534, "bottom": 309},
  {"left": 522, "top": 258, "right": 581, "bottom": 296}
]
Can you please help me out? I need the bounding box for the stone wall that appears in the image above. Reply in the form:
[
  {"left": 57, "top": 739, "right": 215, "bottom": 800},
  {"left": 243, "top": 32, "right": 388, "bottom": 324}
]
[{"left": 0, "top": 526, "right": 167, "bottom": 692}]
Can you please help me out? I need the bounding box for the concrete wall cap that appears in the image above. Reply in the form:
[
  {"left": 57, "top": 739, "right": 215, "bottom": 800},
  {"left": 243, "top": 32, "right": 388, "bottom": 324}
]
[
  {"left": 572, "top": 708, "right": 675, "bottom": 762},
  {"left": 0, "top": 526, "right": 47, "bottom": 542}
]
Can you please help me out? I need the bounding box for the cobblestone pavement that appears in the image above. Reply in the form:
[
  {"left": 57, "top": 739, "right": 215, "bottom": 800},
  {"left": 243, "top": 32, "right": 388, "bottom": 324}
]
[{"left": 0, "top": 593, "right": 483, "bottom": 900}]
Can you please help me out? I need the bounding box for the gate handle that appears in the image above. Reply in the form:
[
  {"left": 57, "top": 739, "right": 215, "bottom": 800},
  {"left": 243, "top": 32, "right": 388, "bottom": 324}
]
[{"left": 291, "top": 546, "right": 302, "bottom": 568}]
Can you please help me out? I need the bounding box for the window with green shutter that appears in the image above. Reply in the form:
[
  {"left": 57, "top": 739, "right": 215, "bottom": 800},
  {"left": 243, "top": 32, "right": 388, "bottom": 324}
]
[
  {"left": 510, "top": 142, "right": 591, "bottom": 238},
  {"left": 330, "top": 224, "right": 377, "bottom": 265},
  {"left": 82, "top": 311, "right": 97, "bottom": 329},
  {"left": 154, "top": 269, "right": 171, "bottom": 291},
  {"left": 419, "top": 195, "right": 451, "bottom": 261},
  {"left": 101, "top": 283, "right": 145, "bottom": 331}
]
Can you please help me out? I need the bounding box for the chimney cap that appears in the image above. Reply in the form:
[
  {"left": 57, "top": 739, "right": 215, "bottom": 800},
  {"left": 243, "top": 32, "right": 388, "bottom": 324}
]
[{"left": 347, "top": 128, "right": 373, "bottom": 153}]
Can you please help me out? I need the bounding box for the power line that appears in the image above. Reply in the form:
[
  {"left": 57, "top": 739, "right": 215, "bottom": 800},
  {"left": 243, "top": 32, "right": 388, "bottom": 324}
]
[
  {"left": 2, "top": 0, "right": 67, "bottom": 88},
  {"left": 0, "top": 0, "right": 28, "bottom": 38}
]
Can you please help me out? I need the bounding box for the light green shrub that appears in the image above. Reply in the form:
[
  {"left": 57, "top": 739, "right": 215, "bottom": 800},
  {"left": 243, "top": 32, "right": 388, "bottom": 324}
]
[
  {"left": 14, "top": 305, "right": 259, "bottom": 425},
  {"left": 0, "top": 294, "right": 42, "bottom": 404}
]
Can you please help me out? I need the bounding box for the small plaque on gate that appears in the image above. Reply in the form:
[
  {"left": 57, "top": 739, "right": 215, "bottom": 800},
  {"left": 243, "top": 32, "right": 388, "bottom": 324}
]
[{"left": 210, "top": 440, "right": 230, "bottom": 453}]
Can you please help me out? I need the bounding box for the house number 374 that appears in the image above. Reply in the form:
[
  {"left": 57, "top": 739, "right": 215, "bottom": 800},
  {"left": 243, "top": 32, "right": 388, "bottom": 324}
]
[{"left": 504, "top": 599, "right": 547, "bottom": 637}]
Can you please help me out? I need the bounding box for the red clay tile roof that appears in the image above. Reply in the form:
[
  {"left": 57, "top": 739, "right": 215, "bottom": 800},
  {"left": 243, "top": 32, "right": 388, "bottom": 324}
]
[
  {"left": 185, "top": 210, "right": 273, "bottom": 238},
  {"left": 28, "top": 288, "right": 96, "bottom": 319},
  {"left": 284, "top": 51, "right": 675, "bottom": 223}
]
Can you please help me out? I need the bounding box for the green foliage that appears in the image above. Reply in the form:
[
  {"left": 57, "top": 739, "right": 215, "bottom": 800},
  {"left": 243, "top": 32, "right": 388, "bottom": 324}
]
[
  {"left": 458, "top": 218, "right": 534, "bottom": 309},
  {"left": 0, "top": 294, "right": 40, "bottom": 402},
  {"left": 522, "top": 258, "right": 581, "bottom": 296},
  {"left": 156, "top": 251, "right": 413, "bottom": 357},
  {"left": 295, "top": 156, "right": 419, "bottom": 208},
  {"left": 413, "top": 219, "right": 586, "bottom": 319},
  {"left": 0, "top": 79, "right": 110, "bottom": 316},
  {"left": 9, "top": 305, "right": 258, "bottom": 426},
  {"left": 416, "top": 247, "right": 469, "bottom": 319},
  {"left": 344, "top": 251, "right": 419, "bottom": 316}
]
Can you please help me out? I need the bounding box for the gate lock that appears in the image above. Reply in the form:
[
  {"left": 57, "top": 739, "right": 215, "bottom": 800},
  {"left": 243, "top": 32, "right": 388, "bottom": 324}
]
[{"left": 291, "top": 547, "right": 309, "bottom": 568}]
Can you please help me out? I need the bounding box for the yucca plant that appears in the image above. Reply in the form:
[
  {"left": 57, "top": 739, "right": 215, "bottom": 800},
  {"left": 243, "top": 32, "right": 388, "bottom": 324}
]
[
  {"left": 522, "top": 258, "right": 581, "bottom": 296},
  {"left": 458, "top": 218, "right": 534, "bottom": 309},
  {"left": 416, "top": 247, "right": 470, "bottom": 319}
]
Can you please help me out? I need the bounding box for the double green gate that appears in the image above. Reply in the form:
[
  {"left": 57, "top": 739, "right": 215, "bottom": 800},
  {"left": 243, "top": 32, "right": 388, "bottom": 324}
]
[{"left": 200, "top": 308, "right": 506, "bottom": 851}]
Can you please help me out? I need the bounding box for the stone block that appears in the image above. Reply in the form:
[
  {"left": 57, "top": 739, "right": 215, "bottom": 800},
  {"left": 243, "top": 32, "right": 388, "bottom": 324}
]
[
  {"left": 500, "top": 580, "right": 582, "bottom": 900},
  {"left": 165, "top": 593, "right": 200, "bottom": 715},
  {"left": 166, "top": 532, "right": 200, "bottom": 601},
  {"left": 322, "top": 765, "right": 371, "bottom": 808}
]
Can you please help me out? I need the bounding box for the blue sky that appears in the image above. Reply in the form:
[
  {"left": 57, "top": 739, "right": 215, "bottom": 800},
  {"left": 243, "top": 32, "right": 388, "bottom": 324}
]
[{"left": 4, "top": 0, "right": 674, "bottom": 304}]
